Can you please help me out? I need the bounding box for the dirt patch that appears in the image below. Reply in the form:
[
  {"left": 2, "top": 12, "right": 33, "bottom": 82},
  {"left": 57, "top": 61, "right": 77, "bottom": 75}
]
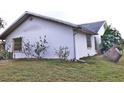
[{"left": 0, "top": 60, "right": 12, "bottom": 66}]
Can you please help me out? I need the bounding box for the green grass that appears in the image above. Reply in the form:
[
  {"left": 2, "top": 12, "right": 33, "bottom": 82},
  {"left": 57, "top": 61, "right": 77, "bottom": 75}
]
[{"left": 0, "top": 52, "right": 124, "bottom": 82}]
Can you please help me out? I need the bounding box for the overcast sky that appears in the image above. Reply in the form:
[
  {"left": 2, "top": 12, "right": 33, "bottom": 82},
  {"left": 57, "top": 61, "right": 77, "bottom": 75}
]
[{"left": 0, "top": 0, "right": 124, "bottom": 37}]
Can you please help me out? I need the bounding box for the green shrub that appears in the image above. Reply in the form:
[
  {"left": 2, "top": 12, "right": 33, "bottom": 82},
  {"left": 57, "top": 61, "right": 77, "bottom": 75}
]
[
  {"left": 101, "top": 25, "right": 123, "bottom": 52},
  {"left": 55, "top": 46, "right": 70, "bottom": 61},
  {"left": 34, "top": 36, "right": 49, "bottom": 59},
  {"left": 0, "top": 50, "right": 13, "bottom": 59}
]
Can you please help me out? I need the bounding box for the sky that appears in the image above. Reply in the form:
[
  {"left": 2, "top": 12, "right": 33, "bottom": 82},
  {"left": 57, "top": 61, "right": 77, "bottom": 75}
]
[{"left": 0, "top": 0, "right": 124, "bottom": 37}]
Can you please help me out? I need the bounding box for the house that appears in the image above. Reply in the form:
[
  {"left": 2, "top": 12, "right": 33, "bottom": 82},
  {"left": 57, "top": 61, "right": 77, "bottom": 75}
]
[
  {"left": 79, "top": 21, "right": 106, "bottom": 51},
  {"left": 0, "top": 11, "right": 106, "bottom": 60}
]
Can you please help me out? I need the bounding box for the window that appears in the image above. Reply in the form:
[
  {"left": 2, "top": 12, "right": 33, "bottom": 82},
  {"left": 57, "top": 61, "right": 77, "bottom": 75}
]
[
  {"left": 94, "top": 37, "right": 97, "bottom": 50},
  {"left": 86, "top": 35, "right": 92, "bottom": 48},
  {"left": 13, "top": 37, "right": 22, "bottom": 51}
]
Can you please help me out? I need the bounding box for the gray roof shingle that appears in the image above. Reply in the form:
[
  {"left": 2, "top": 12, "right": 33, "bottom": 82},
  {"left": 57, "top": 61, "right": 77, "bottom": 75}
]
[{"left": 79, "top": 21, "right": 105, "bottom": 33}]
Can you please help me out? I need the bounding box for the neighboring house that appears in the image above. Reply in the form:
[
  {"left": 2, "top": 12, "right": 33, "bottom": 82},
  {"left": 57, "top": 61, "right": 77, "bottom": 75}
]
[
  {"left": 79, "top": 21, "right": 106, "bottom": 51},
  {"left": 0, "top": 11, "right": 106, "bottom": 60}
]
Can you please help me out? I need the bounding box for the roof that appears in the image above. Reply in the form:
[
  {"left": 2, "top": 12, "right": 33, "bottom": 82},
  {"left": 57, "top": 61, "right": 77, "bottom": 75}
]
[
  {"left": 0, "top": 11, "right": 100, "bottom": 39},
  {"left": 79, "top": 21, "right": 106, "bottom": 33}
]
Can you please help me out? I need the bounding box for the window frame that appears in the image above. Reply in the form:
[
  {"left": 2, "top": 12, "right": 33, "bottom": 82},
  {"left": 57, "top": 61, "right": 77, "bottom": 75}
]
[
  {"left": 13, "top": 37, "right": 22, "bottom": 51},
  {"left": 86, "top": 35, "right": 92, "bottom": 48},
  {"left": 94, "top": 37, "right": 97, "bottom": 50}
]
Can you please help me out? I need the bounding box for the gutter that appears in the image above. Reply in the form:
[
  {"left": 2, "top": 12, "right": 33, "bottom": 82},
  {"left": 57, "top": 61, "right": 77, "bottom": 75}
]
[{"left": 73, "top": 28, "right": 78, "bottom": 61}]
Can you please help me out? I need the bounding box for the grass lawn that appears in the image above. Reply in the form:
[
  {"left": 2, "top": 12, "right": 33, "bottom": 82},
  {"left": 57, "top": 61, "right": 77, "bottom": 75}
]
[{"left": 0, "top": 53, "right": 124, "bottom": 82}]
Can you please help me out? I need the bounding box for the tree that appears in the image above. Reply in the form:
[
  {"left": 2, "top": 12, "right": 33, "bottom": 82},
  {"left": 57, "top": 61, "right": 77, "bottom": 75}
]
[
  {"left": 101, "top": 25, "right": 123, "bottom": 52},
  {"left": 0, "top": 17, "right": 5, "bottom": 29},
  {"left": 0, "top": 17, "right": 6, "bottom": 49}
]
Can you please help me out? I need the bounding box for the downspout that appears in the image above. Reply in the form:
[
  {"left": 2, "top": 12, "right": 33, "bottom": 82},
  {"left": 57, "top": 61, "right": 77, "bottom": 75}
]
[{"left": 73, "top": 28, "right": 78, "bottom": 61}]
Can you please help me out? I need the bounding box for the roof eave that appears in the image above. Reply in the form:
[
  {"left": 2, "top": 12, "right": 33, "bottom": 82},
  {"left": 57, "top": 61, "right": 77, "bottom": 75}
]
[
  {"left": 79, "top": 29, "right": 98, "bottom": 35},
  {"left": 0, "top": 12, "right": 78, "bottom": 39},
  {"left": 0, "top": 13, "right": 30, "bottom": 39},
  {"left": 78, "top": 26, "right": 98, "bottom": 35}
]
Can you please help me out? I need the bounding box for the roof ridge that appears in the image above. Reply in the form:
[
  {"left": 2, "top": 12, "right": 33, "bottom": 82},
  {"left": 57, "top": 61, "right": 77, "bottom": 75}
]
[
  {"left": 80, "top": 20, "right": 106, "bottom": 25},
  {"left": 24, "top": 11, "right": 78, "bottom": 27}
]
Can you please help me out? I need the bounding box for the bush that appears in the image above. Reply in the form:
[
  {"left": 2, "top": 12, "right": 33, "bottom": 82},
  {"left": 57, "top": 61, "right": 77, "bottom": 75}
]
[
  {"left": 55, "top": 46, "right": 70, "bottom": 61},
  {"left": 23, "top": 36, "right": 49, "bottom": 59},
  {"left": 34, "top": 36, "right": 49, "bottom": 59},
  {"left": 101, "top": 25, "right": 123, "bottom": 52},
  {"left": 0, "top": 50, "right": 13, "bottom": 59},
  {"left": 23, "top": 40, "right": 34, "bottom": 58}
]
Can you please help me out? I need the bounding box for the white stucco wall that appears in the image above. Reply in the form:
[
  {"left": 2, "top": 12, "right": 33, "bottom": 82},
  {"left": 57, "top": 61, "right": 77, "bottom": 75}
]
[
  {"left": 95, "top": 23, "right": 105, "bottom": 49},
  {"left": 5, "top": 17, "right": 75, "bottom": 59},
  {"left": 75, "top": 32, "right": 97, "bottom": 59}
]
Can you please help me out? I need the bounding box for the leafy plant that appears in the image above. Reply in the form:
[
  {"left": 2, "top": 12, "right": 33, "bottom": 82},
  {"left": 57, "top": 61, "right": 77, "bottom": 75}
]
[
  {"left": 23, "top": 40, "right": 34, "bottom": 58},
  {"left": 34, "top": 36, "right": 49, "bottom": 59},
  {"left": 0, "top": 50, "right": 13, "bottom": 59},
  {"left": 0, "top": 43, "right": 13, "bottom": 59},
  {"left": 55, "top": 46, "right": 70, "bottom": 60},
  {"left": 22, "top": 36, "right": 49, "bottom": 59},
  {"left": 101, "top": 25, "right": 123, "bottom": 52}
]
